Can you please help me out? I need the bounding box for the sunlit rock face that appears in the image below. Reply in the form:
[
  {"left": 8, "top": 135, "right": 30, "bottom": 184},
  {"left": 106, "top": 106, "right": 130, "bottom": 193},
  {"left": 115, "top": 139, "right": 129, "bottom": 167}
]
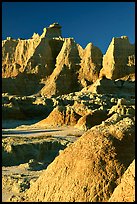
[
  {"left": 40, "top": 38, "right": 82, "bottom": 97},
  {"left": 109, "top": 159, "right": 135, "bottom": 202},
  {"left": 99, "top": 36, "right": 135, "bottom": 80},
  {"left": 2, "top": 23, "right": 64, "bottom": 95},
  {"left": 2, "top": 23, "right": 63, "bottom": 79},
  {"left": 78, "top": 42, "right": 103, "bottom": 87},
  {"left": 2, "top": 37, "right": 41, "bottom": 78},
  {"left": 2, "top": 23, "right": 135, "bottom": 97}
]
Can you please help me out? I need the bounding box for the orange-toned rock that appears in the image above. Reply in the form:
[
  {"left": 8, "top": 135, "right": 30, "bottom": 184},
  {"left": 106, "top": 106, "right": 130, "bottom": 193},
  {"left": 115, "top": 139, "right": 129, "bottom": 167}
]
[
  {"left": 19, "top": 115, "right": 134, "bottom": 202},
  {"left": 34, "top": 105, "right": 81, "bottom": 127},
  {"left": 109, "top": 159, "right": 135, "bottom": 202}
]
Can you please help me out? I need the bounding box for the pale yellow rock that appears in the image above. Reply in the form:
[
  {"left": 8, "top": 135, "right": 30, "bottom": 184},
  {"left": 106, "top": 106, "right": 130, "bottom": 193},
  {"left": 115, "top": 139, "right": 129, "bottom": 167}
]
[
  {"left": 34, "top": 105, "right": 81, "bottom": 127},
  {"left": 40, "top": 38, "right": 81, "bottom": 97},
  {"left": 2, "top": 23, "right": 63, "bottom": 79},
  {"left": 100, "top": 36, "right": 135, "bottom": 80},
  {"left": 2, "top": 38, "right": 41, "bottom": 78},
  {"left": 2, "top": 24, "right": 135, "bottom": 97},
  {"left": 78, "top": 42, "right": 102, "bottom": 86}
]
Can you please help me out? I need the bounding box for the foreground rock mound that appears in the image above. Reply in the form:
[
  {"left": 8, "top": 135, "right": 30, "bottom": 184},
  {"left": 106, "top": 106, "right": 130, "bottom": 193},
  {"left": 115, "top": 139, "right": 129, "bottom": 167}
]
[
  {"left": 109, "top": 159, "right": 135, "bottom": 202},
  {"left": 18, "top": 115, "right": 135, "bottom": 202}
]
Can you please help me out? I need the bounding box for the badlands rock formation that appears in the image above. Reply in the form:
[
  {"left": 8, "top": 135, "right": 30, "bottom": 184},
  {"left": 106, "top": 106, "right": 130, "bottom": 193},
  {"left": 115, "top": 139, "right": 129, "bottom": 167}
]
[
  {"left": 40, "top": 38, "right": 81, "bottom": 97},
  {"left": 3, "top": 23, "right": 134, "bottom": 97},
  {"left": 82, "top": 77, "right": 135, "bottom": 95},
  {"left": 33, "top": 105, "right": 81, "bottom": 127},
  {"left": 75, "top": 109, "right": 108, "bottom": 130},
  {"left": 78, "top": 43, "right": 103, "bottom": 87},
  {"left": 99, "top": 36, "right": 135, "bottom": 80},
  {"left": 2, "top": 23, "right": 64, "bottom": 95},
  {"left": 16, "top": 114, "right": 135, "bottom": 202},
  {"left": 109, "top": 159, "right": 135, "bottom": 202},
  {"left": 2, "top": 23, "right": 135, "bottom": 202},
  {"left": 2, "top": 22, "right": 63, "bottom": 78}
]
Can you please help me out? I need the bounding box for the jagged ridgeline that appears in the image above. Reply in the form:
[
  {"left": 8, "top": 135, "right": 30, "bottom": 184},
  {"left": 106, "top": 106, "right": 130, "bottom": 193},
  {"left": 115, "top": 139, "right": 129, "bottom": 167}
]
[
  {"left": 2, "top": 23, "right": 135, "bottom": 202},
  {"left": 2, "top": 23, "right": 135, "bottom": 96}
]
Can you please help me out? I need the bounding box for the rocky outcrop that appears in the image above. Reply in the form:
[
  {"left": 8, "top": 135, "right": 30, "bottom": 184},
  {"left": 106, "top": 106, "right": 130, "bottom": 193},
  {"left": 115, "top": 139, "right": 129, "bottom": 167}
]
[
  {"left": 2, "top": 34, "right": 64, "bottom": 96},
  {"left": 99, "top": 36, "right": 135, "bottom": 80},
  {"left": 108, "top": 100, "right": 135, "bottom": 116},
  {"left": 78, "top": 43, "right": 102, "bottom": 87},
  {"left": 40, "top": 38, "right": 81, "bottom": 97},
  {"left": 2, "top": 23, "right": 63, "bottom": 78},
  {"left": 2, "top": 94, "right": 53, "bottom": 120},
  {"left": 2, "top": 37, "right": 41, "bottom": 78},
  {"left": 24, "top": 37, "right": 63, "bottom": 78},
  {"left": 33, "top": 105, "right": 81, "bottom": 127},
  {"left": 41, "top": 22, "right": 62, "bottom": 39},
  {"left": 20, "top": 115, "right": 134, "bottom": 202},
  {"left": 40, "top": 39, "right": 102, "bottom": 97},
  {"left": 2, "top": 73, "right": 44, "bottom": 96},
  {"left": 75, "top": 109, "right": 108, "bottom": 130},
  {"left": 109, "top": 159, "right": 135, "bottom": 202},
  {"left": 2, "top": 134, "right": 69, "bottom": 167},
  {"left": 2, "top": 23, "right": 135, "bottom": 203},
  {"left": 2, "top": 24, "right": 135, "bottom": 97},
  {"left": 82, "top": 77, "right": 135, "bottom": 95},
  {"left": 2, "top": 23, "right": 64, "bottom": 95},
  {"left": 72, "top": 101, "right": 92, "bottom": 116}
]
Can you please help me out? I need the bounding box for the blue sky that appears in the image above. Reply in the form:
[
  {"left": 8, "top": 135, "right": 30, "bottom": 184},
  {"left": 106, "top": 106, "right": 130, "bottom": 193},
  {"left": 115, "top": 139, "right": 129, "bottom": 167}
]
[{"left": 2, "top": 2, "right": 135, "bottom": 54}]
